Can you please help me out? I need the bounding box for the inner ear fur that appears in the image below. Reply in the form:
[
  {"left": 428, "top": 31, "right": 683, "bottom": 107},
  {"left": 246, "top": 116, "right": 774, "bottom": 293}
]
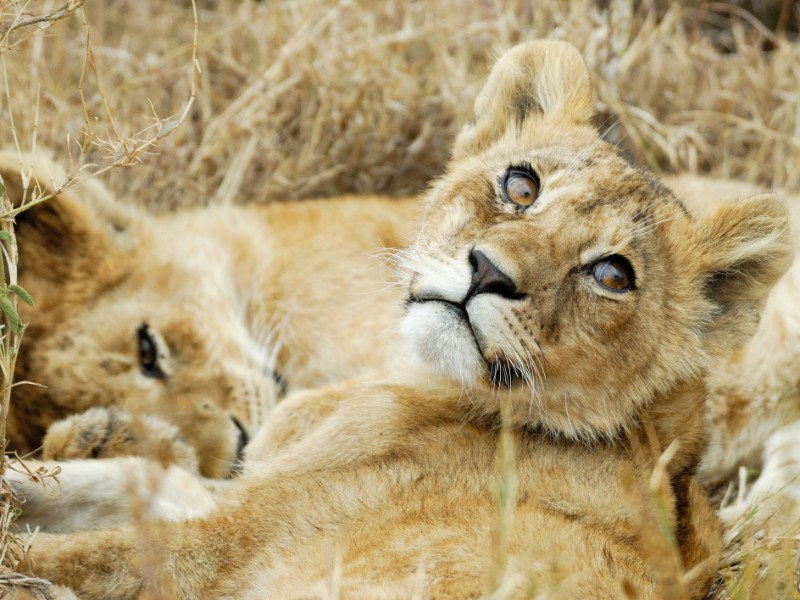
[
  {"left": 693, "top": 192, "right": 793, "bottom": 354},
  {"left": 452, "top": 40, "right": 594, "bottom": 160},
  {"left": 0, "top": 151, "right": 134, "bottom": 272}
]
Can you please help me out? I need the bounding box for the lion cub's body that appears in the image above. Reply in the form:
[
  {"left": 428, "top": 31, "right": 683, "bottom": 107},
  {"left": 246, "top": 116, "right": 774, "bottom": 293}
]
[
  {"left": 663, "top": 175, "right": 800, "bottom": 486},
  {"left": 18, "top": 41, "right": 794, "bottom": 600},
  {"left": 30, "top": 376, "right": 718, "bottom": 599}
]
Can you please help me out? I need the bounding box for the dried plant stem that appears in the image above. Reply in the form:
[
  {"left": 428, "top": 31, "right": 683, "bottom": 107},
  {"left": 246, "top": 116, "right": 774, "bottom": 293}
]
[
  {"left": 1, "top": 0, "right": 200, "bottom": 220},
  {"left": 0, "top": 0, "right": 85, "bottom": 38},
  {"left": 0, "top": 2, "right": 199, "bottom": 598}
]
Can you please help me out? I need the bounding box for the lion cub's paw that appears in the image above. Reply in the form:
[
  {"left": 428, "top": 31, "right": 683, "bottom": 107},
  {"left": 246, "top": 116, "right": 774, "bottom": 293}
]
[
  {"left": 43, "top": 407, "right": 199, "bottom": 473},
  {"left": 719, "top": 419, "right": 800, "bottom": 534},
  {"left": 8, "top": 585, "right": 79, "bottom": 600}
]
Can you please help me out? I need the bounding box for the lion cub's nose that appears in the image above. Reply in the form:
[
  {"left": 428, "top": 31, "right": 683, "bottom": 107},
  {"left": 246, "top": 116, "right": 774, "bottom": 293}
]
[{"left": 466, "top": 249, "right": 522, "bottom": 300}]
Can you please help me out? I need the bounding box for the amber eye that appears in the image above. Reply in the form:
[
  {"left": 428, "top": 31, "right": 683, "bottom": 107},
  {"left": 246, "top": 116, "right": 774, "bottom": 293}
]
[
  {"left": 502, "top": 169, "right": 539, "bottom": 207},
  {"left": 591, "top": 257, "right": 635, "bottom": 292},
  {"left": 137, "top": 324, "right": 165, "bottom": 378}
]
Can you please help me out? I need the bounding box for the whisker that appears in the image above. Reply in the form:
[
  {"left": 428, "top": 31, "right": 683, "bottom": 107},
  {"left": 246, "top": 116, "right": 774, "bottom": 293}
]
[{"left": 629, "top": 214, "right": 680, "bottom": 237}]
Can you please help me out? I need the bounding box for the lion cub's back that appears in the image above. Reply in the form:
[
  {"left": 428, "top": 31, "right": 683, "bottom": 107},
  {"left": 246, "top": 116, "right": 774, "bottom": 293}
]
[{"left": 240, "top": 195, "right": 421, "bottom": 389}]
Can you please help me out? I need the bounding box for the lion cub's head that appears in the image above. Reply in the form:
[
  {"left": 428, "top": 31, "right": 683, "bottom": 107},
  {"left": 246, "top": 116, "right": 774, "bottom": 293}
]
[
  {"left": 1, "top": 156, "right": 280, "bottom": 477},
  {"left": 401, "top": 41, "right": 792, "bottom": 439}
]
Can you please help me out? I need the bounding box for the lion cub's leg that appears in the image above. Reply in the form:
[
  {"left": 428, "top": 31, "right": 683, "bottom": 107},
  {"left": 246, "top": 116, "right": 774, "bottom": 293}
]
[
  {"left": 9, "top": 455, "right": 221, "bottom": 533},
  {"left": 43, "top": 407, "right": 199, "bottom": 474},
  {"left": 20, "top": 388, "right": 338, "bottom": 534},
  {"left": 7, "top": 408, "right": 243, "bottom": 533}
]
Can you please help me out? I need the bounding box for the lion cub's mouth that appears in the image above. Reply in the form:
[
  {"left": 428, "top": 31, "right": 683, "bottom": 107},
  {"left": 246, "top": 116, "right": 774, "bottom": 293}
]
[
  {"left": 487, "top": 360, "right": 523, "bottom": 389},
  {"left": 431, "top": 298, "right": 469, "bottom": 321},
  {"left": 408, "top": 296, "right": 477, "bottom": 336},
  {"left": 406, "top": 296, "right": 522, "bottom": 388},
  {"left": 402, "top": 249, "right": 532, "bottom": 388}
]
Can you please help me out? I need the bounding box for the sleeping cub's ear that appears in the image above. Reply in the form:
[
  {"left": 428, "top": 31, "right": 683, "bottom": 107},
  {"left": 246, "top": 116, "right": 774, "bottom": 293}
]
[
  {"left": 690, "top": 193, "right": 793, "bottom": 356},
  {"left": 452, "top": 40, "right": 593, "bottom": 160},
  {"left": 0, "top": 151, "right": 136, "bottom": 278}
]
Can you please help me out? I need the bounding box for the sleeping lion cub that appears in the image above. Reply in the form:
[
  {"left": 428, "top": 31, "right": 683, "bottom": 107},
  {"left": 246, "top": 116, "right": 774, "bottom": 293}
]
[
  {"left": 662, "top": 175, "right": 800, "bottom": 488},
  {"left": 14, "top": 40, "right": 792, "bottom": 599},
  {"left": 2, "top": 153, "right": 417, "bottom": 477}
]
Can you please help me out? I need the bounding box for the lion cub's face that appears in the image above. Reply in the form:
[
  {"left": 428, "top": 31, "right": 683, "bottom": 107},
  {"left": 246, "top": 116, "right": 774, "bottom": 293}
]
[
  {"left": 403, "top": 146, "right": 689, "bottom": 438},
  {"left": 400, "top": 41, "right": 791, "bottom": 439},
  {"left": 7, "top": 174, "right": 280, "bottom": 478}
]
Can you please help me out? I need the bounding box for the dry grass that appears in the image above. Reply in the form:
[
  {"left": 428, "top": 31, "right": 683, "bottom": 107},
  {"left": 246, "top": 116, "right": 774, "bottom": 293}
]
[
  {"left": 0, "top": 0, "right": 798, "bottom": 213},
  {"left": 705, "top": 464, "right": 800, "bottom": 600},
  {"left": 0, "top": 0, "right": 799, "bottom": 598},
  {"left": 0, "top": 1, "right": 199, "bottom": 595}
]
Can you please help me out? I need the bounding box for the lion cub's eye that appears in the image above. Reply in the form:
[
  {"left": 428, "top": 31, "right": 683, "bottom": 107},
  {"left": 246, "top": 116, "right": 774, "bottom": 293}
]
[
  {"left": 592, "top": 257, "right": 635, "bottom": 293},
  {"left": 501, "top": 168, "right": 539, "bottom": 208},
  {"left": 137, "top": 324, "right": 166, "bottom": 379}
]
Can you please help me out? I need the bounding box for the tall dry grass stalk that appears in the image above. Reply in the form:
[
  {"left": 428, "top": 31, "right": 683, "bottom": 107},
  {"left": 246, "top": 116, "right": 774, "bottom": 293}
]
[
  {"left": 0, "top": 6, "right": 82, "bottom": 598},
  {"left": 0, "top": 1, "right": 199, "bottom": 597}
]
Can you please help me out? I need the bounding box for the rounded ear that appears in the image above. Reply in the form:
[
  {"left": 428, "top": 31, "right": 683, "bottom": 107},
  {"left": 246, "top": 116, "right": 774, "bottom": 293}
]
[
  {"left": 0, "top": 151, "right": 137, "bottom": 274},
  {"left": 0, "top": 150, "right": 113, "bottom": 206},
  {"left": 691, "top": 192, "right": 794, "bottom": 355},
  {"left": 452, "top": 40, "right": 594, "bottom": 160}
]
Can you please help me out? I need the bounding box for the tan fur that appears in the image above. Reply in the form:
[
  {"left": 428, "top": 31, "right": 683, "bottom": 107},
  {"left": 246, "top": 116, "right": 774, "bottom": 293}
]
[
  {"left": 5, "top": 145, "right": 796, "bottom": 488},
  {"left": 16, "top": 40, "right": 793, "bottom": 599},
  {"left": 663, "top": 174, "right": 800, "bottom": 487},
  {"left": 2, "top": 156, "right": 417, "bottom": 477},
  {"left": 42, "top": 407, "right": 201, "bottom": 472}
]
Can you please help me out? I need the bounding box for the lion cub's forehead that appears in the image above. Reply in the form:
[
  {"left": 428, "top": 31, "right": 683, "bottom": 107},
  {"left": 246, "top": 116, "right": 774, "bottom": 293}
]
[
  {"left": 440, "top": 140, "right": 686, "bottom": 250},
  {"left": 544, "top": 155, "right": 682, "bottom": 223}
]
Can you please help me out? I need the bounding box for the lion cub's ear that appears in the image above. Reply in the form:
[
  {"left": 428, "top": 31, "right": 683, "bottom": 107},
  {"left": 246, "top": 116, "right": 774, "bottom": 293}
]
[
  {"left": 691, "top": 193, "right": 793, "bottom": 355},
  {"left": 452, "top": 40, "right": 593, "bottom": 160},
  {"left": 0, "top": 151, "right": 136, "bottom": 276}
]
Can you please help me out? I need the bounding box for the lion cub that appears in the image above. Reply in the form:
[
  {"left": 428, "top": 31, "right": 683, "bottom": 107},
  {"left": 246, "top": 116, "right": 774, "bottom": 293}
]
[
  {"left": 1, "top": 155, "right": 417, "bottom": 477},
  {"left": 18, "top": 41, "right": 792, "bottom": 599}
]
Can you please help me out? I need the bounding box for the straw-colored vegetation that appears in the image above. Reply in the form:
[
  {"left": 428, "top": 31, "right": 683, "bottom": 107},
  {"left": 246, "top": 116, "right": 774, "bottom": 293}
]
[
  {"left": 2, "top": 0, "right": 799, "bottom": 210},
  {"left": 0, "top": 0, "right": 798, "bottom": 598}
]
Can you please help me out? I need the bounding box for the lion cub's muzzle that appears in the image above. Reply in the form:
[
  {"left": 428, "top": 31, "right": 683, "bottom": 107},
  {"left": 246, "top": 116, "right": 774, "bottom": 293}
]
[
  {"left": 467, "top": 250, "right": 528, "bottom": 387},
  {"left": 403, "top": 246, "right": 529, "bottom": 388}
]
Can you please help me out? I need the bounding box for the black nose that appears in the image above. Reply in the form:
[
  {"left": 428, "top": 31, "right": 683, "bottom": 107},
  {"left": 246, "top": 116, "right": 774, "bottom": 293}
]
[{"left": 466, "top": 249, "right": 522, "bottom": 300}]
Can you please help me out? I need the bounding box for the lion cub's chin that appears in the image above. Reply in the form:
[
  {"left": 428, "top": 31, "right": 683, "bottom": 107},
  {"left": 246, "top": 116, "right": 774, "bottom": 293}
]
[
  {"left": 400, "top": 300, "right": 487, "bottom": 385},
  {"left": 401, "top": 300, "right": 523, "bottom": 383},
  {"left": 400, "top": 300, "right": 550, "bottom": 427}
]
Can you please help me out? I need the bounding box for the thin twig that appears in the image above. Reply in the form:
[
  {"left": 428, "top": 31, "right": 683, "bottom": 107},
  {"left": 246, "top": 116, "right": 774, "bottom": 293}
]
[{"left": 0, "top": 0, "right": 85, "bottom": 38}]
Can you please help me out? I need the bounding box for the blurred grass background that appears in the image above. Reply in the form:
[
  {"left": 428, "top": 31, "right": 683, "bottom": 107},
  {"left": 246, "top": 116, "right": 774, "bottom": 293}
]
[{"left": 0, "top": 0, "right": 798, "bottom": 212}]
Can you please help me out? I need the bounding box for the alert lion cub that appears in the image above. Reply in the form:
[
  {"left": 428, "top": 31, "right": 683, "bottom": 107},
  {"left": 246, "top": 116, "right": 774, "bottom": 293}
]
[
  {"left": 19, "top": 41, "right": 792, "bottom": 599},
  {"left": 1, "top": 153, "right": 417, "bottom": 477}
]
